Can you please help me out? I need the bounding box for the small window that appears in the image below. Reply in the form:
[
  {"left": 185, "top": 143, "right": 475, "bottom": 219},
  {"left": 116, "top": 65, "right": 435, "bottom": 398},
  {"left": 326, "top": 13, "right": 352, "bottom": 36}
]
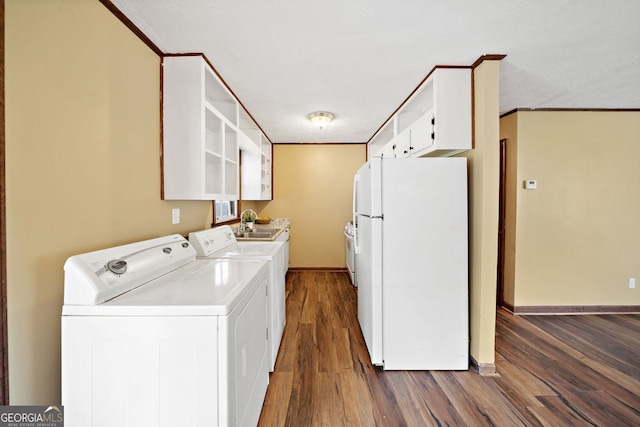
[{"left": 214, "top": 200, "right": 238, "bottom": 223}]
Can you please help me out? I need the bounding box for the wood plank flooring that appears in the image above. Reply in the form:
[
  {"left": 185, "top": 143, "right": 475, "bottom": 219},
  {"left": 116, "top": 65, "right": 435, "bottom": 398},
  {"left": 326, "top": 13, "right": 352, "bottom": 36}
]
[{"left": 257, "top": 271, "right": 640, "bottom": 426}]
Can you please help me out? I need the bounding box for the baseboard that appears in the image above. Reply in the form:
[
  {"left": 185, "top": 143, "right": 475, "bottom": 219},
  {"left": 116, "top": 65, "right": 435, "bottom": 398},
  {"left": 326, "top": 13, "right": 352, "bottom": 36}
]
[
  {"left": 509, "top": 305, "right": 640, "bottom": 315},
  {"left": 288, "top": 267, "right": 348, "bottom": 272},
  {"left": 470, "top": 356, "right": 499, "bottom": 377},
  {"left": 500, "top": 302, "right": 515, "bottom": 313}
]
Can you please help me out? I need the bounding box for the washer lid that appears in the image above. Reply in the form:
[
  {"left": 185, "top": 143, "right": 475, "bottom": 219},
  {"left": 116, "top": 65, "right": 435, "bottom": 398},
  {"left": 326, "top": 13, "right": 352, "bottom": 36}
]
[
  {"left": 62, "top": 258, "right": 267, "bottom": 316},
  {"left": 204, "top": 241, "right": 284, "bottom": 259}
]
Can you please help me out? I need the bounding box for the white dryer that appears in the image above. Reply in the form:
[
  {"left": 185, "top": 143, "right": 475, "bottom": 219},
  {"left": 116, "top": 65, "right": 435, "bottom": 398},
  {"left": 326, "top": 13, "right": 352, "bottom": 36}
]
[
  {"left": 62, "top": 234, "right": 269, "bottom": 427},
  {"left": 189, "top": 226, "right": 286, "bottom": 372}
]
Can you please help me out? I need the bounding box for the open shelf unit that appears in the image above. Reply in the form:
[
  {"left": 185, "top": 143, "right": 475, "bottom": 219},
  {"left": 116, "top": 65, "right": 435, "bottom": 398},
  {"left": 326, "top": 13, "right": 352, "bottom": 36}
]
[{"left": 162, "top": 55, "right": 241, "bottom": 200}]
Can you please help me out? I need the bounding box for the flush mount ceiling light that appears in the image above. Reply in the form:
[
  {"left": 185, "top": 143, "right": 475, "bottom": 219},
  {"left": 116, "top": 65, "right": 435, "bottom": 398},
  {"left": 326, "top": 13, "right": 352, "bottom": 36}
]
[{"left": 308, "top": 111, "right": 334, "bottom": 129}]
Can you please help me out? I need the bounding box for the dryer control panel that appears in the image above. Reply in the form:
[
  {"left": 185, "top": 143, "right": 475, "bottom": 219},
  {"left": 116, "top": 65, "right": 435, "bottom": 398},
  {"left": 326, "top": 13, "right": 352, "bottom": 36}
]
[{"left": 63, "top": 234, "right": 196, "bottom": 305}]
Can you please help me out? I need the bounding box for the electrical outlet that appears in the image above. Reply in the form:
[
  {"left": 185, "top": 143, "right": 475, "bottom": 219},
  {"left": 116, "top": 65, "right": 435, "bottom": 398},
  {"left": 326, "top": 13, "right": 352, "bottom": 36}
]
[
  {"left": 172, "top": 208, "right": 180, "bottom": 225},
  {"left": 629, "top": 278, "right": 636, "bottom": 289}
]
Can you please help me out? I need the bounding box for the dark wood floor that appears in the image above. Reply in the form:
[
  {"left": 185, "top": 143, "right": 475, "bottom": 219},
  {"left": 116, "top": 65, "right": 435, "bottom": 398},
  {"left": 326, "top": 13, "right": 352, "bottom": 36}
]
[{"left": 257, "top": 271, "right": 640, "bottom": 426}]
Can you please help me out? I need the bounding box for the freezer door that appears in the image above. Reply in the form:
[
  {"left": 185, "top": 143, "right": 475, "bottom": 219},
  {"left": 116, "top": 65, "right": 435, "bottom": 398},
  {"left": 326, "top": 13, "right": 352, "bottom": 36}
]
[
  {"left": 354, "top": 158, "right": 382, "bottom": 217},
  {"left": 355, "top": 214, "right": 383, "bottom": 365}
]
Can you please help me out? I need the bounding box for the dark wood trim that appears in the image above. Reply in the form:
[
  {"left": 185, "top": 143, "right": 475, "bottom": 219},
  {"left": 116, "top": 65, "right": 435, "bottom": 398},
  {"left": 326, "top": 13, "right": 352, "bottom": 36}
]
[
  {"left": 496, "top": 139, "right": 507, "bottom": 307},
  {"left": 98, "top": 0, "right": 163, "bottom": 57},
  {"left": 269, "top": 142, "right": 274, "bottom": 200},
  {"left": 500, "top": 301, "right": 515, "bottom": 313},
  {"left": 471, "top": 54, "right": 507, "bottom": 69},
  {"left": 513, "top": 305, "right": 640, "bottom": 315},
  {"left": 470, "top": 65, "right": 476, "bottom": 149},
  {"left": 470, "top": 356, "right": 499, "bottom": 377},
  {"left": 500, "top": 107, "right": 640, "bottom": 118},
  {"left": 162, "top": 53, "right": 202, "bottom": 58},
  {"left": 288, "top": 267, "right": 348, "bottom": 272},
  {"left": 159, "top": 59, "right": 165, "bottom": 200},
  {"left": 500, "top": 108, "right": 519, "bottom": 118},
  {"left": 0, "top": 0, "right": 8, "bottom": 404}
]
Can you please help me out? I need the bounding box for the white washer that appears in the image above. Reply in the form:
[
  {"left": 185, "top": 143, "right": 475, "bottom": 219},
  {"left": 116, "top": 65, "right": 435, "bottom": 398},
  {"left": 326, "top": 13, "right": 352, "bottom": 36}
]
[
  {"left": 189, "top": 226, "right": 286, "bottom": 372},
  {"left": 62, "top": 234, "right": 269, "bottom": 427}
]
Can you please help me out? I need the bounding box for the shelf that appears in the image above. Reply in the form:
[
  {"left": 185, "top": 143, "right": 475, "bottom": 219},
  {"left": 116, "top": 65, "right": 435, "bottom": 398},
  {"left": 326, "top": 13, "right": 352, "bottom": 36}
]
[
  {"left": 205, "top": 110, "right": 222, "bottom": 155},
  {"left": 205, "top": 152, "right": 223, "bottom": 195},
  {"left": 204, "top": 67, "right": 237, "bottom": 125}
]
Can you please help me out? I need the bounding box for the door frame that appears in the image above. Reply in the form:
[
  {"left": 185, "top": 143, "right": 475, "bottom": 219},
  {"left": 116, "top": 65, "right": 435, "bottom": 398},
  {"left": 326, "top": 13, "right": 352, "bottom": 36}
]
[
  {"left": 496, "top": 138, "right": 507, "bottom": 307},
  {"left": 0, "top": 0, "right": 9, "bottom": 404}
]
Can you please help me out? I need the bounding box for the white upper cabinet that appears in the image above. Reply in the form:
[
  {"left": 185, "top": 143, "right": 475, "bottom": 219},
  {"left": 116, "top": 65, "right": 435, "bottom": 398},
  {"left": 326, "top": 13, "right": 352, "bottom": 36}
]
[
  {"left": 368, "top": 119, "right": 395, "bottom": 158},
  {"left": 368, "top": 67, "right": 472, "bottom": 159},
  {"left": 259, "top": 140, "right": 272, "bottom": 200},
  {"left": 162, "top": 55, "right": 239, "bottom": 200},
  {"left": 239, "top": 108, "right": 272, "bottom": 201}
]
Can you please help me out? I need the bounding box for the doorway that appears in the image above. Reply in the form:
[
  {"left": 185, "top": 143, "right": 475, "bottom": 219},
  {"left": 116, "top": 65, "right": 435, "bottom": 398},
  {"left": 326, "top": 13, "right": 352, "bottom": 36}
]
[{"left": 496, "top": 138, "right": 507, "bottom": 308}]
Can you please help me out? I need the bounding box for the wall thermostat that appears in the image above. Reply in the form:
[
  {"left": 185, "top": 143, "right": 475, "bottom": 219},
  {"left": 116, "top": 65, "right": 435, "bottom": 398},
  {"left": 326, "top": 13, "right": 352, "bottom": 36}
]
[{"left": 524, "top": 179, "right": 537, "bottom": 189}]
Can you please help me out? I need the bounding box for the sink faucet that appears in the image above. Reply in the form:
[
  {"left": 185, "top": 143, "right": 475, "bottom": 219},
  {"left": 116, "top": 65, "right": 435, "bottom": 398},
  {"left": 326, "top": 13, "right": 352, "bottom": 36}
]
[{"left": 239, "top": 209, "right": 257, "bottom": 233}]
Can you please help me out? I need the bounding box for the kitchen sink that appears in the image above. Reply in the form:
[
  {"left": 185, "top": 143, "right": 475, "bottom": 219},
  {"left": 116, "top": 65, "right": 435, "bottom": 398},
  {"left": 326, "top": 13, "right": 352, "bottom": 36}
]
[{"left": 236, "top": 228, "right": 280, "bottom": 239}]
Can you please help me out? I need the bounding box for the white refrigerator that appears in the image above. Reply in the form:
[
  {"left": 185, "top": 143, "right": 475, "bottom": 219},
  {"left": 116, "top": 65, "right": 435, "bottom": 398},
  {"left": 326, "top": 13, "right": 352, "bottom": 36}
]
[{"left": 353, "top": 156, "right": 468, "bottom": 370}]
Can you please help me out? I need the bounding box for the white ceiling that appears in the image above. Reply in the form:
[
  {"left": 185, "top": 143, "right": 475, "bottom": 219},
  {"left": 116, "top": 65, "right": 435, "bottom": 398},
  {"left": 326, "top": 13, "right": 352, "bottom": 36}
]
[{"left": 110, "top": 0, "right": 640, "bottom": 144}]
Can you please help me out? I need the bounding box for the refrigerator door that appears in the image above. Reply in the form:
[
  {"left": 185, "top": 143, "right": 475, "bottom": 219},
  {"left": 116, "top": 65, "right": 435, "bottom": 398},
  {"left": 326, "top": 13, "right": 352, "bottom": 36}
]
[
  {"left": 354, "top": 157, "right": 382, "bottom": 217},
  {"left": 353, "top": 157, "right": 384, "bottom": 365},
  {"left": 380, "top": 157, "right": 468, "bottom": 370},
  {"left": 355, "top": 214, "right": 383, "bottom": 365}
]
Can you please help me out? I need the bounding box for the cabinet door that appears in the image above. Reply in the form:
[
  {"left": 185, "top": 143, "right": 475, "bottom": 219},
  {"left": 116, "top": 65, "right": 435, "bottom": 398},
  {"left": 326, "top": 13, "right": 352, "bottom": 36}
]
[
  {"left": 380, "top": 141, "right": 395, "bottom": 158},
  {"left": 408, "top": 112, "right": 434, "bottom": 155},
  {"left": 395, "top": 127, "right": 412, "bottom": 158}
]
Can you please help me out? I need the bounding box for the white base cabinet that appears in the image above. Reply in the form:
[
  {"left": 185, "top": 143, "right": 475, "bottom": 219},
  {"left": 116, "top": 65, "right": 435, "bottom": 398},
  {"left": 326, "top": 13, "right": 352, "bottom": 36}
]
[{"left": 275, "top": 227, "right": 290, "bottom": 272}]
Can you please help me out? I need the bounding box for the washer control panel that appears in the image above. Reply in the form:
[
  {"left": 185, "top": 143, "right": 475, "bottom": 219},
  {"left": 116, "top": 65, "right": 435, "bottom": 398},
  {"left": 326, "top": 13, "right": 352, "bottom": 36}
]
[{"left": 189, "top": 226, "right": 237, "bottom": 257}]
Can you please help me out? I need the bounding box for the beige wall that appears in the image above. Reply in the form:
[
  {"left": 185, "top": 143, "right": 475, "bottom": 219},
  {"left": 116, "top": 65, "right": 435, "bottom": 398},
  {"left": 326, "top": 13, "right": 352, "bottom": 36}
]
[
  {"left": 500, "top": 110, "right": 640, "bottom": 308},
  {"left": 243, "top": 144, "right": 367, "bottom": 268},
  {"left": 6, "top": 0, "right": 212, "bottom": 404},
  {"left": 457, "top": 60, "right": 501, "bottom": 366}
]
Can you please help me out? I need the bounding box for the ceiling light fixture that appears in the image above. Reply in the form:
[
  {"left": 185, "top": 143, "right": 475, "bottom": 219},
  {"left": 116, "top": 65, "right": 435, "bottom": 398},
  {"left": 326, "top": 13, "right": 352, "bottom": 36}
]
[{"left": 308, "top": 111, "right": 334, "bottom": 129}]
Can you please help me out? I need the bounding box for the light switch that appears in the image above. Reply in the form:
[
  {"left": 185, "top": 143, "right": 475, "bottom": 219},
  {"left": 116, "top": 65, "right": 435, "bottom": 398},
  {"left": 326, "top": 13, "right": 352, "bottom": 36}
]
[
  {"left": 524, "top": 180, "right": 537, "bottom": 190},
  {"left": 172, "top": 208, "right": 180, "bottom": 224}
]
